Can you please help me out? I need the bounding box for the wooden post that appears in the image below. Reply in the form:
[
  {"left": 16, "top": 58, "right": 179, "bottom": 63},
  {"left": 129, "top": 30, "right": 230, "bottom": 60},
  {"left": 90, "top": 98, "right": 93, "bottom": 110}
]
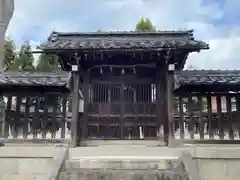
[
  {"left": 197, "top": 95, "right": 204, "bottom": 139},
  {"left": 51, "top": 95, "right": 57, "bottom": 139},
  {"left": 207, "top": 93, "right": 213, "bottom": 139},
  {"left": 61, "top": 94, "right": 67, "bottom": 139},
  {"left": 188, "top": 95, "right": 194, "bottom": 139},
  {"left": 156, "top": 59, "right": 170, "bottom": 145},
  {"left": 236, "top": 94, "right": 240, "bottom": 138},
  {"left": 120, "top": 83, "right": 124, "bottom": 140},
  {"left": 226, "top": 95, "right": 234, "bottom": 139},
  {"left": 156, "top": 64, "right": 162, "bottom": 141},
  {"left": 167, "top": 65, "right": 175, "bottom": 145},
  {"left": 33, "top": 97, "right": 40, "bottom": 139},
  {"left": 162, "top": 63, "right": 169, "bottom": 145},
  {"left": 4, "top": 95, "right": 12, "bottom": 137},
  {"left": 216, "top": 95, "right": 224, "bottom": 139},
  {"left": 81, "top": 72, "right": 89, "bottom": 142},
  {"left": 14, "top": 95, "right": 22, "bottom": 138},
  {"left": 42, "top": 94, "right": 49, "bottom": 138},
  {"left": 23, "top": 96, "right": 30, "bottom": 138},
  {"left": 71, "top": 70, "right": 80, "bottom": 147}
]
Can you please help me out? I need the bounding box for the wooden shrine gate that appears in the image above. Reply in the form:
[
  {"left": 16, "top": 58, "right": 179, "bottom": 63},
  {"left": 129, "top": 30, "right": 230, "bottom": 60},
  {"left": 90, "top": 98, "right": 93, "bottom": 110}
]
[{"left": 87, "top": 77, "right": 157, "bottom": 140}]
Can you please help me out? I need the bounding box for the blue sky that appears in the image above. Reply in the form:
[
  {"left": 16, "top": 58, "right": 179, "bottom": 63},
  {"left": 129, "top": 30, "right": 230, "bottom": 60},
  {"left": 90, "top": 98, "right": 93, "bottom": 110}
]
[{"left": 6, "top": 0, "right": 240, "bottom": 69}]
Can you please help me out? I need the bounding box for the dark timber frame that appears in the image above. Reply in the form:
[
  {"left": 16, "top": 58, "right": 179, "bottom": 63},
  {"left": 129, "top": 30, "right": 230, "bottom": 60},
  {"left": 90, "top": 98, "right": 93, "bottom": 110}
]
[
  {"left": 172, "top": 70, "right": 240, "bottom": 144},
  {"left": 0, "top": 72, "right": 69, "bottom": 140},
  {"left": 39, "top": 30, "right": 208, "bottom": 146},
  {"left": 4, "top": 69, "right": 240, "bottom": 145}
]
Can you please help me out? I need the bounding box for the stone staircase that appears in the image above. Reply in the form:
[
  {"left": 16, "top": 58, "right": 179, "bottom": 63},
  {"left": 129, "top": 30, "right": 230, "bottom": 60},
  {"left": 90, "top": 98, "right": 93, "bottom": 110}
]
[{"left": 62, "top": 156, "right": 188, "bottom": 180}]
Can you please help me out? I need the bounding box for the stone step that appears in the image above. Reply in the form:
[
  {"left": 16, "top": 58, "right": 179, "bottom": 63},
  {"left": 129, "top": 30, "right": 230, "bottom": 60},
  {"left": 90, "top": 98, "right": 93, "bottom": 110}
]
[
  {"left": 66, "top": 168, "right": 187, "bottom": 180},
  {"left": 66, "top": 156, "right": 180, "bottom": 170}
]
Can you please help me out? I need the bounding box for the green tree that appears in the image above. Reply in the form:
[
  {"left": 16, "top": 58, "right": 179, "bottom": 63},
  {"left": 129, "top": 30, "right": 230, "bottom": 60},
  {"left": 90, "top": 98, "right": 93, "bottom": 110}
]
[
  {"left": 36, "top": 53, "right": 60, "bottom": 72},
  {"left": 135, "top": 17, "right": 156, "bottom": 32},
  {"left": 3, "top": 38, "right": 17, "bottom": 71},
  {"left": 13, "top": 41, "right": 35, "bottom": 72}
]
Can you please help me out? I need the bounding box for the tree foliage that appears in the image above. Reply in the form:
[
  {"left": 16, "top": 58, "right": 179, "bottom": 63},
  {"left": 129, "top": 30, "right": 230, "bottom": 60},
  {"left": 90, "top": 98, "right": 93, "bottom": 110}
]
[
  {"left": 36, "top": 53, "right": 60, "bottom": 72},
  {"left": 3, "top": 38, "right": 17, "bottom": 71},
  {"left": 135, "top": 17, "right": 156, "bottom": 32},
  {"left": 11, "top": 41, "right": 35, "bottom": 72}
]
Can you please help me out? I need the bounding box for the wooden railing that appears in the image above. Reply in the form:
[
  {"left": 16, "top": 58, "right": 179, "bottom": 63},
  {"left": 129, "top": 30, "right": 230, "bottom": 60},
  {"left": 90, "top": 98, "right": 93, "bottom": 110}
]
[
  {"left": 172, "top": 93, "right": 240, "bottom": 142},
  {"left": 0, "top": 93, "right": 69, "bottom": 140}
]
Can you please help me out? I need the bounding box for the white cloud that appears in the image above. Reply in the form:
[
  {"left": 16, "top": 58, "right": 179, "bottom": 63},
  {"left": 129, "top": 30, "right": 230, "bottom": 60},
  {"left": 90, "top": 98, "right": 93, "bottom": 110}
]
[{"left": 6, "top": 0, "right": 240, "bottom": 70}]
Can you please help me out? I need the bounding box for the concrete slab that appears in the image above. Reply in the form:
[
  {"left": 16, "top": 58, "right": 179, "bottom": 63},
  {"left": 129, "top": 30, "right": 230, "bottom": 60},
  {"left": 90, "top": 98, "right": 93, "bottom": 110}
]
[
  {"left": 0, "top": 146, "right": 64, "bottom": 158},
  {"left": 69, "top": 145, "right": 193, "bottom": 159}
]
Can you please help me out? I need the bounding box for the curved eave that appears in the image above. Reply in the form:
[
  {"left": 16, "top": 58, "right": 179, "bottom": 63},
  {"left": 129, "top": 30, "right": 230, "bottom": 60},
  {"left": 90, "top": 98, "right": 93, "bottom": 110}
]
[{"left": 37, "top": 45, "right": 209, "bottom": 53}]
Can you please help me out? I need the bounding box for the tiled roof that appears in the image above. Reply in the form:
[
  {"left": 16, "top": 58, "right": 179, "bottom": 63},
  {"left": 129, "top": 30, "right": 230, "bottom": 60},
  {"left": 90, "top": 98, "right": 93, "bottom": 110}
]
[
  {"left": 0, "top": 72, "right": 68, "bottom": 87},
  {"left": 38, "top": 30, "right": 209, "bottom": 51},
  {"left": 2, "top": 70, "right": 240, "bottom": 91},
  {"left": 175, "top": 70, "right": 240, "bottom": 87}
]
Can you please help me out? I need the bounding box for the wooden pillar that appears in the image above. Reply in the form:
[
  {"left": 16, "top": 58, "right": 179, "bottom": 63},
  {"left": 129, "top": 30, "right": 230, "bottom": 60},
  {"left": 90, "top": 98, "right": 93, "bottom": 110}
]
[
  {"left": 81, "top": 72, "right": 89, "bottom": 141},
  {"left": 197, "top": 95, "right": 204, "bottom": 139},
  {"left": 162, "top": 63, "right": 169, "bottom": 145},
  {"left": 226, "top": 95, "right": 234, "bottom": 139},
  {"left": 188, "top": 95, "right": 194, "bottom": 139},
  {"left": 51, "top": 95, "right": 57, "bottom": 138},
  {"left": 33, "top": 97, "right": 40, "bottom": 139},
  {"left": 61, "top": 94, "right": 68, "bottom": 139},
  {"left": 236, "top": 94, "right": 240, "bottom": 138},
  {"left": 4, "top": 95, "right": 12, "bottom": 137},
  {"left": 156, "top": 65, "right": 163, "bottom": 140},
  {"left": 207, "top": 93, "right": 213, "bottom": 139},
  {"left": 156, "top": 59, "right": 172, "bottom": 145},
  {"left": 23, "top": 96, "right": 30, "bottom": 138},
  {"left": 71, "top": 69, "right": 80, "bottom": 147},
  {"left": 13, "top": 95, "right": 22, "bottom": 138},
  {"left": 167, "top": 66, "right": 175, "bottom": 144},
  {"left": 120, "top": 83, "right": 124, "bottom": 140},
  {"left": 216, "top": 95, "right": 224, "bottom": 139},
  {"left": 179, "top": 95, "right": 185, "bottom": 139},
  {"left": 42, "top": 94, "right": 49, "bottom": 138}
]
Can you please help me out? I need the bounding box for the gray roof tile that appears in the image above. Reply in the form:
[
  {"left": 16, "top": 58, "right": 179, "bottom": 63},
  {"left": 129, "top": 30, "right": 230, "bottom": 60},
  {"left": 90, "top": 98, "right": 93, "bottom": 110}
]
[
  {"left": 0, "top": 72, "right": 68, "bottom": 87},
  {"left": 2, "top": 70, "right": 240, "bottom": 91},
  {"left": 175, "top": 70, "right": 240, "bottom": 87},
  {"left": 39, "top": 30, "right": 209, "bottom": 51}
]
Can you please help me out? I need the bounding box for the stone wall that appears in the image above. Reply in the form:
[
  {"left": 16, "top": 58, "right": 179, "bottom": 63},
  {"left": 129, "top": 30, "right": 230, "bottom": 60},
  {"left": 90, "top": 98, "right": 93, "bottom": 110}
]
[
  {"left": 1, "top": 143, "right": 240, "bottom": 180},
  {"left": 191, "top": 145, "right": 240, "bottom": 180},
  {"left": 0, "top": 146, "right": 66, "bottom": 180}
]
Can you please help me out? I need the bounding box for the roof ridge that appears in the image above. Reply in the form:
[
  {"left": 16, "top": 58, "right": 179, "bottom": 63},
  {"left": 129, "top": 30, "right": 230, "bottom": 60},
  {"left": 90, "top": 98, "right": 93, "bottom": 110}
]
[
  {"left": 48, "top": 30, "right": 195, "bottom": 42},
  {"left": 52, "top": 29, "right": 194, "bottom": 35}
]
